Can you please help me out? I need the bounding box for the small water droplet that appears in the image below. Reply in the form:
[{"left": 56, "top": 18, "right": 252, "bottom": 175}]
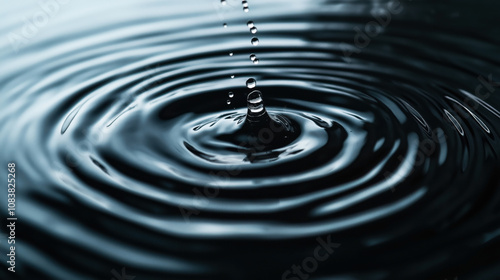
[
  {"left": 229, "top": 52, "right": 233, "bottom": 56},
  {"left": 228, "top": 92, "right": 234, "bottom": 98},
  {"left": 221, "top": 0, "right": 227, "bottom": 5},
  {"left": 223, "top": 23, "right": 227, "bottom": 28},
  {"left": 249, "top": 54, "right": 256, "bottom": 61},
  {"left": 243, "top": 7, "right": 249, "bottom": 12},
  {"left": 247, "top": 21, "right": 254, "bottom": 28},
  {"left": 250, "top": 27, "right": 257, "bottom": 34},
  {"left": 253, "top": 59, "right": 259, "bottom": 64},
  {"left": 231, "top": 75, "right": 235, "bottom": 79},
  {"left": 246, "top": 78, "right": 256, "bottom": 89},
  {"left": 242, "top": 0, "right": 248, "bottom": 7},
  {"left": 251, "top": 37, "right": 259, "bottom": 46},
  {"left": 227, "top": 100, "right": 231, "bottom": 105}
]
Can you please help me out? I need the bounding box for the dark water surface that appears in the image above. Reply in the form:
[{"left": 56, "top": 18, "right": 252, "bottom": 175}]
[{"left": 1, "top": 0, "right": 500, "bottom": 279}]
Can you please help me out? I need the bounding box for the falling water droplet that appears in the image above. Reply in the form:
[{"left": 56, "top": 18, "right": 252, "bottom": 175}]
[
  {"left": 250, "top": 27, "right": 257, "bottom": 34},
  {"left": 243, "top": 7, "right": 249, "bottom": 12},
  {"left": 246, "top": 78, "right": 256, "bottom": 89},
  {"left": 249, "top": 54, "right": 256, "bottom": 61},
  {"left": 231, "top": 75, "right": 235, "bottom": 79},
  {"left": 247, "top": 90, "right": 264, "bottom": 115},
  {"left": 247, "top": 21, "right": 254, "bottom": 28},
  {"left": 221, "top": 0, "right": 227, "bottom": 5},
  {"left": 229, "top": 52, "right": 233, "bottom": 56},
  {"left": 242, "top": 0, "right": 248, "bottom": 7},
  {"left": 227, "top": 100, "right": 231, "bottom": 105},
  {"left": 228, "top": 92, "right": 234, "bottom": 98},
  {"left": 223, "top": 23, "right": 227, "bottom": 28},
  {"left": 251, "top": 37, "right": 259, "bottom": 46},
  {"left": 253, "top": 59, "right": 259, "bottom": 64}
]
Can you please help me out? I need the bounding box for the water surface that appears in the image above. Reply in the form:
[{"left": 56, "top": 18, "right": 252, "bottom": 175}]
[{"left": 1, "top": 0, "right": 500, "bottom": 279}]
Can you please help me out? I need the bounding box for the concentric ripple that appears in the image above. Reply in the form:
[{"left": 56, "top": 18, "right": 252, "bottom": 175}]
[{"left": 1, "top": 0, "right": 500, "bottom": 279}]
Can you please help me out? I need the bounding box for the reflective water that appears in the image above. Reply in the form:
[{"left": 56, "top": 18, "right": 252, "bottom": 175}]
[{"left": 0, "top": 0, "right": 499, "bottom": 279}]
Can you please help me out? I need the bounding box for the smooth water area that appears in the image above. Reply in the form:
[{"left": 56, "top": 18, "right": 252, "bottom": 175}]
[{"left": 0, "top": 0, "right": 500, "bottom": 279}]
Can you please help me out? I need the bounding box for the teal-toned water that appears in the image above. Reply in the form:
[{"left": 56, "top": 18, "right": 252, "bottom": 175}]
[{"left": 0, "top": 0, "right": 499, "bottom": 279}]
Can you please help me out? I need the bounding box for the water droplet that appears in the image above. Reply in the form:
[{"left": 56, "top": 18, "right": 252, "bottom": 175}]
[
  {"left": 227, "top": 100, "right": 231, "bottom": 105},
  {"left": 253, "top": 59, "right": 259, "bottom": 64},
  {"left": 250, "top": 27, "right": 257, "bottom": 34},
  {"left": 243, "top": 7, "right": 249, "bottom": 12},
  {"left": 249, "top": 54, "right": 256, "bottom": 61},
  {"left": 246, "top": 78, "right": 256, "bottom": 89},
  {"left": 221, "top": 0, "right": 227, "bottom": 5},
  {"left": 242, "top": 0, "right": 248, "bottom": 7},
  {"left": 247, "top": 90, "right": 264, "bottom": 114},
  {"left": 229, "top": 52, "right": 233, "bottom": 56},
  {"left": 228, "top": 92, "right": 234, "bottom": 98},
  {"left": 231, "top": 75, "right": 235, "bottom": 79},
  {"left": 223, "top": 23, "right": 227, "bottom": 28},
  {"left": 251, "top": 37, "right": 259, "bottom": 46},
  {"left": 247, "top": 21, "right": 254, "bottom": 28}
]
